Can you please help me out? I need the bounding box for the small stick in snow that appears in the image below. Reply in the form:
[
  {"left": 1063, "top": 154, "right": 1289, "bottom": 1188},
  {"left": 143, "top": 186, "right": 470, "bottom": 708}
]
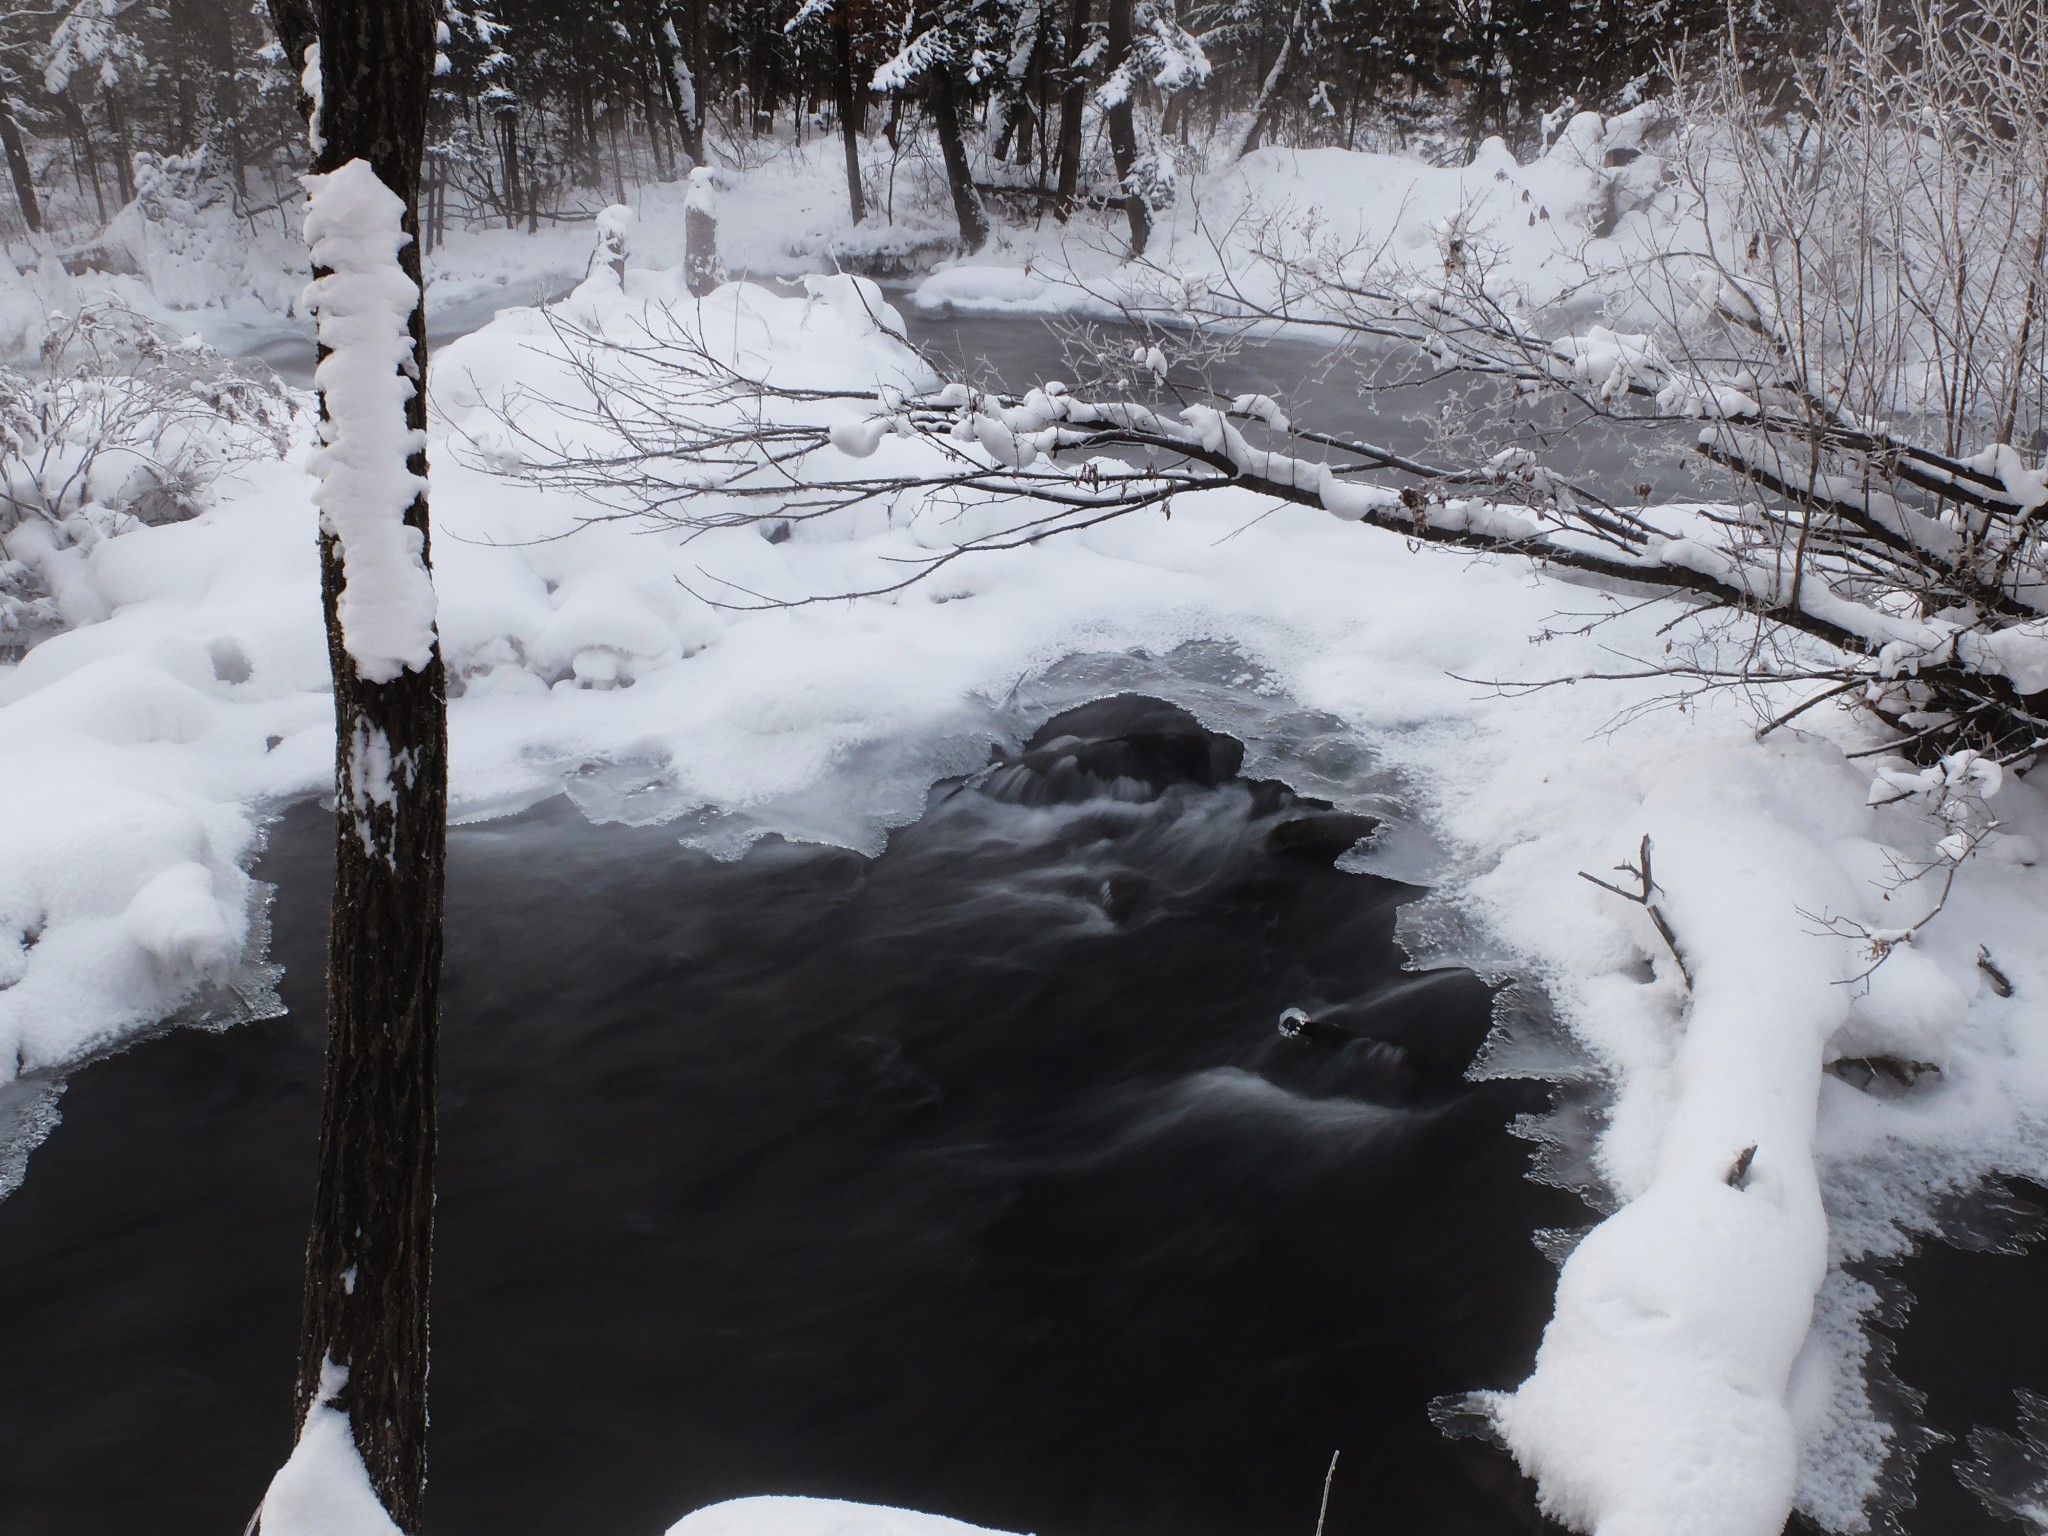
[
  {"left": 1727, "top": 1144, "right": 1757, "bottom": 1188},
  {"left": 1979, "top": 945, "right": 2016, "bottom": 998},
  {"left": 1578, "top": 834, "right": 1694, "bottom": 990}
]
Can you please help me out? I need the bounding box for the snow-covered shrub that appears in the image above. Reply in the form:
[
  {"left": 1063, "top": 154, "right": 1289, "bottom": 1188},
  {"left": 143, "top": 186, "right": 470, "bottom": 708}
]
[
  {"left": 0, "top": 302, "right": 295, "bottom": 637},
  {"left": 72, "top": 150, "right": 308, "bottom": 319}
]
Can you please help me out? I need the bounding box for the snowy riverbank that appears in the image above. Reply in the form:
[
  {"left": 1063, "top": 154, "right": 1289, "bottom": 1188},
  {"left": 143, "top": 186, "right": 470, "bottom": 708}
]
[{"left": 5, "top": 122, "right": 2048, "bottom": 1536}]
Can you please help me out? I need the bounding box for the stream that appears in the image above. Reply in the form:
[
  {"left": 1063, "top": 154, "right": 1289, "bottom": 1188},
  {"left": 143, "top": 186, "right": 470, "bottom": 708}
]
[{"left": 0, "top": 693, "right": 1581, "bottom": 1536}]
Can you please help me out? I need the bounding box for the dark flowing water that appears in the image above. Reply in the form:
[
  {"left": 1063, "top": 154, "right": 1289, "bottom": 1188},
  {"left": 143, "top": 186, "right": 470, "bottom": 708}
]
[
  {"left": 242, "top": 286, "right": 1709, "bottom": 507},
  {"left": 0, "top": 697, "right": 1585, "bottom": 1536},
  {"left": 899, "top": 308, "right": 1715, "bottom": 507}
]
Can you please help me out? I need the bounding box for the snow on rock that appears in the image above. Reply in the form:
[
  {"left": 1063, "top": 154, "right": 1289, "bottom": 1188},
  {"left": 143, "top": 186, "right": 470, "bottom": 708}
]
[
  {"left": 666, "top": 1498, "right": 1018, "bottom": 1536},
  {"left": 256, "top": 1358, "right": 404, "bottom": 1536},
  {"left": 302, "top": 158, "right": 438, "bottom": 684},
  {"left": 913, "top": 266, "right": 1061, "bottom": 315}
]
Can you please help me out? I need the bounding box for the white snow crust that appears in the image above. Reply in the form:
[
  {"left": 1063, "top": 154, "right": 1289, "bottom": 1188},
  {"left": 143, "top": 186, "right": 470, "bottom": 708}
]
[
  {"left": 301, "top": 159, "right": 438, "bottom": 684},
  {"left": 666, "top": 1498, "right": 1016, "bottom": 1536}
]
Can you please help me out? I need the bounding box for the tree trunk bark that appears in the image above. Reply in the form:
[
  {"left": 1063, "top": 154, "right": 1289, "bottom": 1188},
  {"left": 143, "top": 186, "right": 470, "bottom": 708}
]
[
  {"left": 105, "top": 89, "right": 135, "bottom": 204},
  {"left": 265, "top": 0, "right": 320, "bottom": 87},
  {"left": 1053, "top": 0, "right": 1088, "bottom": 218},
  {"left": 497, "top": 107, "right": 525, "bottom": 229},
  {"left": 928, "top": 68, "right": 990, "bottom": 252},
  {"left": 1228, "top": 4, "right": 1300, "bottom": 161},
  {"left": 0, "top": 94, "right": 43, "bottom": 236},
  {"left": 1102, "top": 0, "right": 1149, "bottom": 256},
  {"left": 205, "top": 16, "right": 249, "bottom": 196},
  {"left": 651, "top": 7, "right": 704, "bottom": 166},
  {"left": 833, "top": 21, "right": 866, "bottom": 224},
  {"left": 50, "top": 92, "right": 104, "bottom": 223},
  {"left": 286, "top": 1, "right": 448, "bottom": 1531}
]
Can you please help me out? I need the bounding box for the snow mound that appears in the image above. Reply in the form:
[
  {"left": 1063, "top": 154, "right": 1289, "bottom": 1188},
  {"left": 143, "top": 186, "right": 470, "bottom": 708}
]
[
  {"left": 666, "top": 1498, "right": 1018, "bottom": 1536},
  {"left": 256, "top": 1358, "right": 405, "bottom": 1536},
  {"left": 914, "top": 266, "right": 1061, "bottom": 315}
]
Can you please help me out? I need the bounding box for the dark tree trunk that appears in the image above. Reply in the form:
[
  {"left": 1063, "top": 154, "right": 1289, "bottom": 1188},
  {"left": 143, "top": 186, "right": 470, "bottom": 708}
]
[
  {"left": 285, "top": 0, "right": 448, "bottom": 1532},
  {"left": 0, "top": 93, "right": 42, "bottom": 235},
  {"left": 497, "top": 107, "right": 525, "bottom": 229},
  {"left": 637, "top": 29, "right": 673, "bottom": 178},
  {"left": 1159, "top": 87, "right": 1186, "bottom": 145},
  {"left": 927, "top": 68, "right": 990, "bottom": 252},
  {"left": 1053, "top": 0, "right": 1088, "bottom": 218},
  {"left": 650, "top": 6, "right": 704, "bottom": 166},
  {"left": 832, "top": 20, "right": 866, "bottom": 224},
  {"left": 265, "top": 0, "right": 321, "bottom": 131},
  {"left": 49, "top": 92, "right": 105, "bottom": 223},
  {"left": 1103, "top": 0, "right": 1150, "bottom": 256},
  {"left": 575, "top": 76, "right": 602, "bottom": 188},
  {"left": 205, "top": 16, "right": 249, "bottom": 195},
  {"left": 105, "top": 89, "right": 135, "bottom": 204},
  {"left": 1229, "top": 3, "right": 1301, "bottom": 161},
  {"left": 605, "top": 105, "right": 626, "bottom": 205}
]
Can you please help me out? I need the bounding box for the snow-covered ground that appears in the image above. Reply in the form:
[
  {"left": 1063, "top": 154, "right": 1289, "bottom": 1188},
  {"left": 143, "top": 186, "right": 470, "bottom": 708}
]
[{"left": 7, "top": 120, "right": 2048, "bottom": 1536}]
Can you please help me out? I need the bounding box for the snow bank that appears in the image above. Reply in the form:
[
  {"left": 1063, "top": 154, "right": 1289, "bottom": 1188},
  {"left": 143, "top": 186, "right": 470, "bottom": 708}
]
[
  {"left": 256, "top": 1358, "right": 404, "bottom": 1536},
  {"left": 302, "top": 160, "right": 437, "bottom": 683},
  {"left": 0, "top": 448, "right": 327, "bottom": 1084},
  {"left": 7, "top": 223, "right": 2048, "bottom": 1536},
  {"left": 907, "top": 109, "right": 1678, "bottom": 328},
  {"left": 1, "top": 105, "right": 1677, "bottom": 368},
  {"left": 914, "top": 266, "right": 1062, "bottom": 315},
  {"left": 666, "top": 1498, "right": 1016, "bottom": 1536}
]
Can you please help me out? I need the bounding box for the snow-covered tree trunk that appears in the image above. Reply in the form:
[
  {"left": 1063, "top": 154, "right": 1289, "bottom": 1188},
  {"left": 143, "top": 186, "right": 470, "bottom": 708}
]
[
  {"left": 652, "top": 9, "right": 705, "bottom": 167},
  {"left": 260, "top": 0, "right": 448, "bottom": 1531},
  {"left": 1227, "top": 2, "right": 1300, "bottom": 160}
]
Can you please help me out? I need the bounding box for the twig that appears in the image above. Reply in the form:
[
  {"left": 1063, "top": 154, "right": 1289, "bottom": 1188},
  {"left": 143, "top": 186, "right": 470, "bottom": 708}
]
[
  {"left": 1978, "top": 945, "right": 2015, "bottom": 998},
  {"left": 1579, "top": 834, "right": 1693, "bottom": 989},
  {"left": 1314, "top": 1450, "right": 1341, "bottom": 1536}
]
